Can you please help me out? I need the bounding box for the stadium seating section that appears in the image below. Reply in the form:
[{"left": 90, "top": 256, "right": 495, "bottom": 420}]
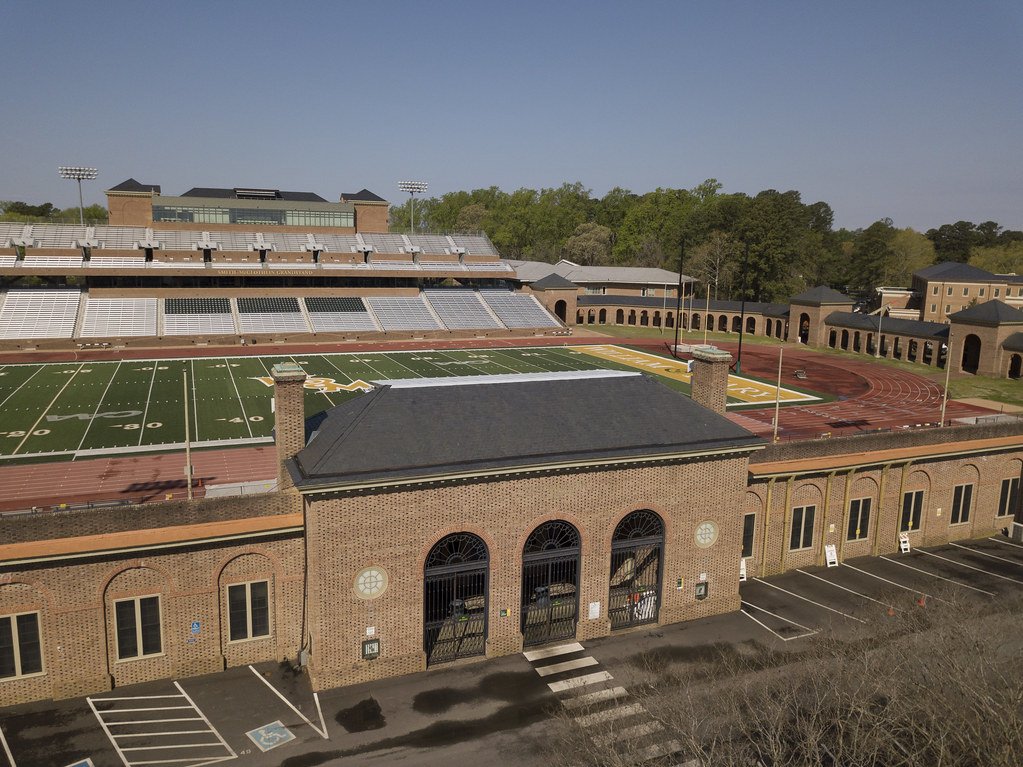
[
  {"left": 0, "top": 289, "right": 80, "bottom": 339},
  {"left": 479, "top": 290, "right": 563, "bottom": 328},
  {"left": 80, "top": 298, "right": 158, "bottom": 337}
]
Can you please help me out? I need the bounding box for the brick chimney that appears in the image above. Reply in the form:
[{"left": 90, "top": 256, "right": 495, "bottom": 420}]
[
  {"left": 271, "top": 362, "right": 307, "bottom": 490},
  {"left": 690, "top": 346, "right": 732, "bottom": 415}
]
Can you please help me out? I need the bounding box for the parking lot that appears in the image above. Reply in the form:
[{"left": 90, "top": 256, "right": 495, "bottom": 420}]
[{"left": 2, "top": 535, "right": 1022, "bottom": 767}]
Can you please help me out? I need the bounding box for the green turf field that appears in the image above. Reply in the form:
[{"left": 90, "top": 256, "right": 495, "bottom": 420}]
[{"left": 0, "top": 345, "right": 809, "bottom": 462}]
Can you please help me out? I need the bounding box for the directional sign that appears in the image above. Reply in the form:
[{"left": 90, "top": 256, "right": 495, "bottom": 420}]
[
  {"left": 246, "top": 720, "right": 296, "bottom": 752},
  {"left": 825, "top": 544, "right": 839, "bottom": 567}
]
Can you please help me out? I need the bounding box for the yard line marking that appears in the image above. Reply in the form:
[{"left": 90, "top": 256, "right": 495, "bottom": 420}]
[
  {"left": 0, "top": 723, "right": 17, "bottom": 767},
  {"left": 379, "top": 351, "right": 428, "bottom": 379},
  {"left": 592, "top": 721, "right": 664, "bottom": 747},
  {"left": 137, "top": 359, "right": 161, "bottom": 446},
  {"left": 222, "top": 358, "right": 253, "bottom": 438},
  {"left": 548, "top": 670, "right": 614, "bottom": 693},
  {"left": 840, "top": 563, "right": 948, "bottom": 604},
  {"left": 880, "top": 556, "right": 995, "bottom": 595},
  {"left": 319, "top": 352, "right": 386, "bottom": 384},
  {"left": 0, "top": 365, "right": 42, "bottom": 410},
  {"left": 172, "top": 682, "right": 237, "bottom": 760},
  {"left": 754, "top": 578, "right": 867, "bottom": 623},
  {"left": 523, "top": 642, "right": 584, "bottom": 662},
  {"left": 951, "top": 542, "right": 1023, "bottom": 567},
  {"left": 740, "top": 601, "right": 817, "bottom": 642},
  {"left": 561, "top": 687, "right": 629, "bottom": 710},
  {"left": 918, "top": 549, "right": 1023, "bottom": 585},
  {"left": 189, "top": 360, "right": 199, "bottom": 443},
  {"left": 247, "top": 665, "right": 328, "bottom": 739},
  {"left": 796, "top": 569, "right": 894, "bottom": 609},
  {"left": 88, "top": 696, "right": 131, "bottom": 767},
  {"left": 76, "top": 360, "right": 122, "bottom": 452},
  {"left": 11, "top": 363, "right": 84, "bottom": 456},
  {"left": 989, "top": 536, "right": 1023, "bottom": 551},
  {"left": 574, "top": 702, "right": 645, "bottom": 727},
  {"left": 535, "top": 657, "right": 598, "bottom": 677}
]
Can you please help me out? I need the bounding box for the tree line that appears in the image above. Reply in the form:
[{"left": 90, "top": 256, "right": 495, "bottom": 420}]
[
  {"left": 388, "top": 181, "right": 1023, "bottom": 303},
  {"left": 0, "top": 200, "right": 109, "bottom": 226}
]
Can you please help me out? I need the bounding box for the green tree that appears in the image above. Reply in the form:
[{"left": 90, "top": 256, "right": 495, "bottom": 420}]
[
  {"left": 562, "top": 222, "right": 613, "bottom": 266},
  {"left": 613, "top": 188, "right": 698, "bottom": 268},
  {"left": 970, "top": 241, "right": 1023, "bottom": 275},
  {"left": 687, "top": 230, "right": 739, "bottom": 299},
  {"left": 455, "top": 203, "right": 487, "bottom": 233},
  {"left": 736, "top": 190, "right": 811, "bottom": 301},
  {"left": 926, "top": 220, "right": 977, "bottom": 262},
  {"left": 887, "top": 228, "right": 935, "bottom": 285},
  {"left": 849, "top": 219, "right": 897, "bottom": 291}
]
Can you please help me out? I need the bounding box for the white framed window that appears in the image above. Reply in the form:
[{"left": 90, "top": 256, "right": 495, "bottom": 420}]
[
  {"left": 114, "top": 596, "right": 162, "bottom": 660},
  {"left": 998, "top": 478, "right": 1019, "bottom": 517},
  {"left": 227, "top": 581, "right": 270, "bottom": 642},
  {"left": 847, "top": 497, "right": 871, "bottom": 541},
  {"left": 994, "top": 287, "right": 1001, "bottom": 297},
  {"left": 789, "top": 505, "right": 815, "bottom": 550},
  {"left": 0, "top": 611, "right": 43, "bottom": 680},
  {"left": 951, "top": 484, "right": 973, "bottom": 525},
  {"left": 901, "top": 490, "right": 924, "bottom": 532}
]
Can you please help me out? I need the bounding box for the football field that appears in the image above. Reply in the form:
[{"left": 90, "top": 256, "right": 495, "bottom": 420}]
[{"left": 0, "top": 345, "right": 818, "bottom": 461}]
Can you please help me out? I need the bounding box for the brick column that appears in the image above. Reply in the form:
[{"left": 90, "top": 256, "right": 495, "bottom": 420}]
[
  {"left": 272, "top": 362, "right": 307, "bottom": 490},
  {"left": 691, "top": 345, "right": 732, "bottom": 415}
]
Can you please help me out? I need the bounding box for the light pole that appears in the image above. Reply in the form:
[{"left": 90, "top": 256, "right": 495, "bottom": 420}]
[
  {"left": 875, "top": 304, "right": 888, "bottom": 359},
  {"left": 58, "top": 166, "right": 98, "bottom": 226},
  {"left": 398, "top": 180, "right": 428, "bottom": 235}
]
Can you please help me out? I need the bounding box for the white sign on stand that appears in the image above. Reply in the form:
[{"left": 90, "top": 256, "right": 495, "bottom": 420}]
[
  {"left": 824, "top": 544, "right": 839, "bottom": 568},
  {"left": 899, "top": 532, "right": 911, "bottom": 553},
  {"left": 739, "top": 558, "right": 747, "bottom": 582}
]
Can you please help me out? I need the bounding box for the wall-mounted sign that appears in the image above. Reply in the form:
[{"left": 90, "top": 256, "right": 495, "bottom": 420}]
[{"left": 362, "top": 638, "right": 381, "bottom": 660}]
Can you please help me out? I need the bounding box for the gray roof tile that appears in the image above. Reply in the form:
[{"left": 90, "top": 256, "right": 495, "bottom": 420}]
[{"left": 949, "top": 299, "right": 1023, "bottom": 326}]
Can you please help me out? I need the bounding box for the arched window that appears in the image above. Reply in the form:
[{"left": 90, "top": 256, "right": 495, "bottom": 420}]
[
  {"left": 521, "top": 521, "right": 581, "bottom": 647},
  {"left": 424, "top": 533, "right": 488, "bottom": 665},
  {"left": 609, "top": 511, "right": 664, "bottom": 630}
]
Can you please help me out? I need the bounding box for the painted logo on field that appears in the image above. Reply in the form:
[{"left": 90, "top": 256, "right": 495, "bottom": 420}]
[{"left": 250, "top": 376, "right": 374, "bottom": 393}]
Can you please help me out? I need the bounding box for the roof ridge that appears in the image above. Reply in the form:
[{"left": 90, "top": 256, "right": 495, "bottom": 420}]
[{"left": 305, "top": 386, "right": 389, "bottom": 473}]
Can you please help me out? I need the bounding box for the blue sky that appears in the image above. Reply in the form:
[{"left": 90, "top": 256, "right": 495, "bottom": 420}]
[{"left": 3, "top": 1, "right": 1021, "bottom": 231}]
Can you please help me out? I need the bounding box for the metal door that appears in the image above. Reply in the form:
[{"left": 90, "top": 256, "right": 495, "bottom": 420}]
[
  {"left": 609, "top": 510, "right": 664, "bottom": 631},
  {"left": 521, "top": 521, "right": 580, "bottom": 647},
  {"left": 424, "top": 533, "right": 488, "bottom": 665}
]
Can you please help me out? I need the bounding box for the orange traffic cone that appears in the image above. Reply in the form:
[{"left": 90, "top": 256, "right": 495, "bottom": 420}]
[
  {"left": 916, "top": 595, "right": 927, "bottom": 607},
  {"left": 887, "top": 606, "right": 896, "bottom": 617}
]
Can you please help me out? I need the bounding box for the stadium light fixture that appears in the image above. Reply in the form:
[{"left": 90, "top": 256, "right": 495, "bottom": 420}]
[
  {"left": 398, "top": 180, "right": 428, "bottom": 235},
  {"left": 58, "top": 166, "right": 99, "bottom": 226}
]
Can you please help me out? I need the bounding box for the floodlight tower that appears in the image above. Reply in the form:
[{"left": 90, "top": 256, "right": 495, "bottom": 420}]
[
  {"left": 398, "top": 180, "right": 428, "bottom": 235},
  {"left": 58, "top": 166, "right": 99, "bottom": 226}
]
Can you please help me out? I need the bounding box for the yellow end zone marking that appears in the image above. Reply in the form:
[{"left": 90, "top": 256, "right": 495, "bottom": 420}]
[
  {"left": 574, "top": 345, "right": 818, "bottom": 405},
  {"left": 251, "top": 376, "right": 374, "bottom": 393}
]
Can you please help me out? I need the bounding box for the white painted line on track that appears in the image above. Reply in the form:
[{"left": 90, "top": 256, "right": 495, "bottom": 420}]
[
  {"left": 880, "top": 556, "right": 995, "bottom": 595},
  {"left": 951, "top": 542, "right": 1023, "bottom": 568},
  {"left": 535, "top": 657, "right": 598, "bottom": 677},
  {"left": 522, "top": 642, "right": 584, "bottom": 662},
  {"left": 0, "top": 723, "right": 17, "bottom": 767},
  {"left": 247, "top": 665, "right": 328, "bottom": 739},
  {"left": 840, "top": 562, "right": 949, "bottom": 604},
  {"left": 754, "top": 578, "right": 867, "bottom": 623},
  {"left": 574, "top": 702, "right": 645, "bottom": 727},
  {"left": 548, "top": 670, "right": 614, "bottom": 693},
  {"left": 918, "top": 549, "right": 1023, "bottom": 585},
  {"left": 796, "top": 569, "right": 895, "bottom": 609},
  {"left": 561, "top": 687, "right": 629, "bottom": 710},
  {"left": 989, "top": 536, "right": 1023, "bottom": 551},
  {"left": 740, "top": 601, "right": 817, "bottom": 642}
]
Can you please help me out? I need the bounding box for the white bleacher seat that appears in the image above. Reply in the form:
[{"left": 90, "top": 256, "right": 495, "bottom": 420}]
[
  {"left": 154, "top": 229, "right": 204, "bottom": 250},
  {"left": 479, "top": 290, "right": 562, "bottom": 328},
  {"left": 423, "top": 290, "right": 502, "bottom": 329},
  {"left": 408, "top": 234, "right": 454, "bottom": 255},
  {"left": 465, "top": 261, "right": 513, "bottom": 272},
  {"left": 88, "top": 257, "right": 147, "bottom": 268},
  {"left": 163, "top": 297, "right": 236, "bottom": 335},
  {"left": 31, "top": 226, "right": 86, "bottom": 249},
  {"left": 236, "top": 297, "right": 309, "bottom": 333},
  {"left": 0, "top": 289, "right": 81, "bottom": 339},
  {"left": 318, "top": 234, "right": 362, "bottom": 252},
  {"left": 419, "top": 261, "right": 467, "bottom": 271},
  {"left": 20, "top": 256, "right": 85, "bottom": 269},
  {"left": 304, "top": 297, "right": 378, "bottom": 332},
  {"left": 0, "top": 256, "right": 19, "bottom": 268},
  {"left": 451, "top": 234, "right": 499, "bottom": 256},
  {"left": 80, "top": 298, "right": 158, "bottom": 337},
  {"left": 361, "top": 233, "right": 409, "bottom": 254},
  {"left": 366, "top": 296, "right": 442, "bottom": 331},
  {"left": 93, "top": 225, "right": 146, "bottom": 250}
]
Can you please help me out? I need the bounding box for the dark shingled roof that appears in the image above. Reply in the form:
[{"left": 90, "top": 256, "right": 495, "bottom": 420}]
[
  {"left": 915, "top": 262, "right": 995, "bottom": 282},
  {"left": 1003, "top": 333, "right": 1023, "bottom": 352},
  {"left": 107, "top": 178, "right": 161, "bottom": 194},
  {"left": 180, "top": 187, "right": 328, "bottom": 202},
  {"left": 290, "top": 375, "right": 762, "bottom": 489},
  {"left": 825, "top": 311, "right": 949, "bottom": 339},
  {"left": 531, "top": 273, "right": 578, "bottom": 290},
  {"left": 790, "top": 285, "right": 854, "bottom": 306},
  {"left": 948, "top": 300, "right": 1023, "bottom": 326},
  {"left": 575, "top": 296, "right": 788, "bottom": 316},
  {"left": 340, "top": 189, "right": 386, "bottom": 202}
]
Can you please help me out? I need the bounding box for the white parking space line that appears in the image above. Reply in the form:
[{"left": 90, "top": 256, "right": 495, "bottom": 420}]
[
  {"left": 0, "top": 723, "right": 17, "bottom": 767},
  {"left": 990, "top": 536, "right": 1023, "bottom": 551},
  {"left": 880, "top": 556, "right": 995, "bottom": 595},
  {"left": 534, "top": 657, "right": 598, "bottom": 677},
  {"left": 797, "top": 569, "right": 895, "bottom": 609},
  {"left": 522, "top": 642, "right": 584, "bottom": 662},
  {"left": 740, "top": 600, "right": 817, "bottom": 641},
  {"left": 574, "top": 702, "right": 645, "bottom": 727},
  {"left": 840, "top": 563, "right": 949, "bottom": 604},
  {"left": 951, "top": 542, "right": 1023, "bottom": 568},
  {"left": 561, "top": 687, "right": 630, "bottom": 710},
  {"left": 247, "top": 665, "right": 328, "bottom": 739},
  {"left": 548, "top": 671, "right": 614, "bottom": 693},
  {"left": 754, "top": 578, "right": 867, "bottom": 623},
  {"left": 918, "top": 549, "right": 1023, "bottom": 585}
]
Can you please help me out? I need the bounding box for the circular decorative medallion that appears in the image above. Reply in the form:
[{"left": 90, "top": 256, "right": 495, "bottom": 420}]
[
  {"left": 694, "top": 521, "right": 719, "bottom": 549},
  {"left": 354, "top": 566, "right": 389, "bottom": 599}
]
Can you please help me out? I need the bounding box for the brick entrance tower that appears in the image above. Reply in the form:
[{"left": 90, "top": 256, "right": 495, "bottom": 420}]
[
  {"left": 691, "top": 345, "right": 732, "bottom": 415},
  {"left": 272, "top": 362, "right": 307, "bottom": 490}
]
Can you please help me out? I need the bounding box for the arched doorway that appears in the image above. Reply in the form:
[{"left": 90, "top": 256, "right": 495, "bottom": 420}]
[
  {"left": 521, "top": 521, "right": 580, "bottom": 647},
  {"left": 609, "top": 510, "right": 664, "bottom": 631},
  {"left": 718, "top": 315, "right": 728, "bottom": 332},
  {"left": 599, "top": 308, "right": 607, "bottom": 324},
  {"left": 829, "top": 329, "right": 837, "bottom": 348},
  {"left": 615, "top": 309, "right": 624, "bottom": 324},
  {"left": 731, "top": 316, "right": 742, "bottom": 333},
  {"left": 424, "top": 533, "right": 488, "bottom": 665},
  {"left": 853, "top": 332, "right": 861, "bottom": 353},
  {"left": 746, "top": 316, "right": 756, "bottom": 334},
  {"left": 692, "top": 314, "right": 701, "bottom": 330},
  {"left": 961, "top": 334, "right": 981, "bottom": 374},
  {"left": 1010, "top": 354, "right": 1022, "bottom": 379},
  {"left": 841, "top": 329, "right": 849, "bottom": 350},
  {"left": 652, "top": 311, "right": 661, "bottom": 327},
  {"left": 766, "top": 319, "right": 773, "bottom": 337},
  {"left": 575, "top": 310, "right": 582, "bottom": 324},
  {"left": 640, "top": 311, "right": 648, "bottom": 326},
  {"left": 554, "top": 300, "right": 567, "bottom": 322},
  {"left": 799, "top": 313, "right": 810, "bottom": 344},
  {"left": 587, "top": 310, "right": 595, "bottom": 325}
]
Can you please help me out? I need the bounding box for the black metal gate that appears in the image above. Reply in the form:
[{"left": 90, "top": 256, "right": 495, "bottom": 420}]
[
  {"left": 424, "top": 533, "right": 488, "bottom": 665},
  {"left": 609, "top": 510, "right": 664, "bottom": 630},
  {"left": 521, "top": 521, "right": 580, "bottom": 647}
]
